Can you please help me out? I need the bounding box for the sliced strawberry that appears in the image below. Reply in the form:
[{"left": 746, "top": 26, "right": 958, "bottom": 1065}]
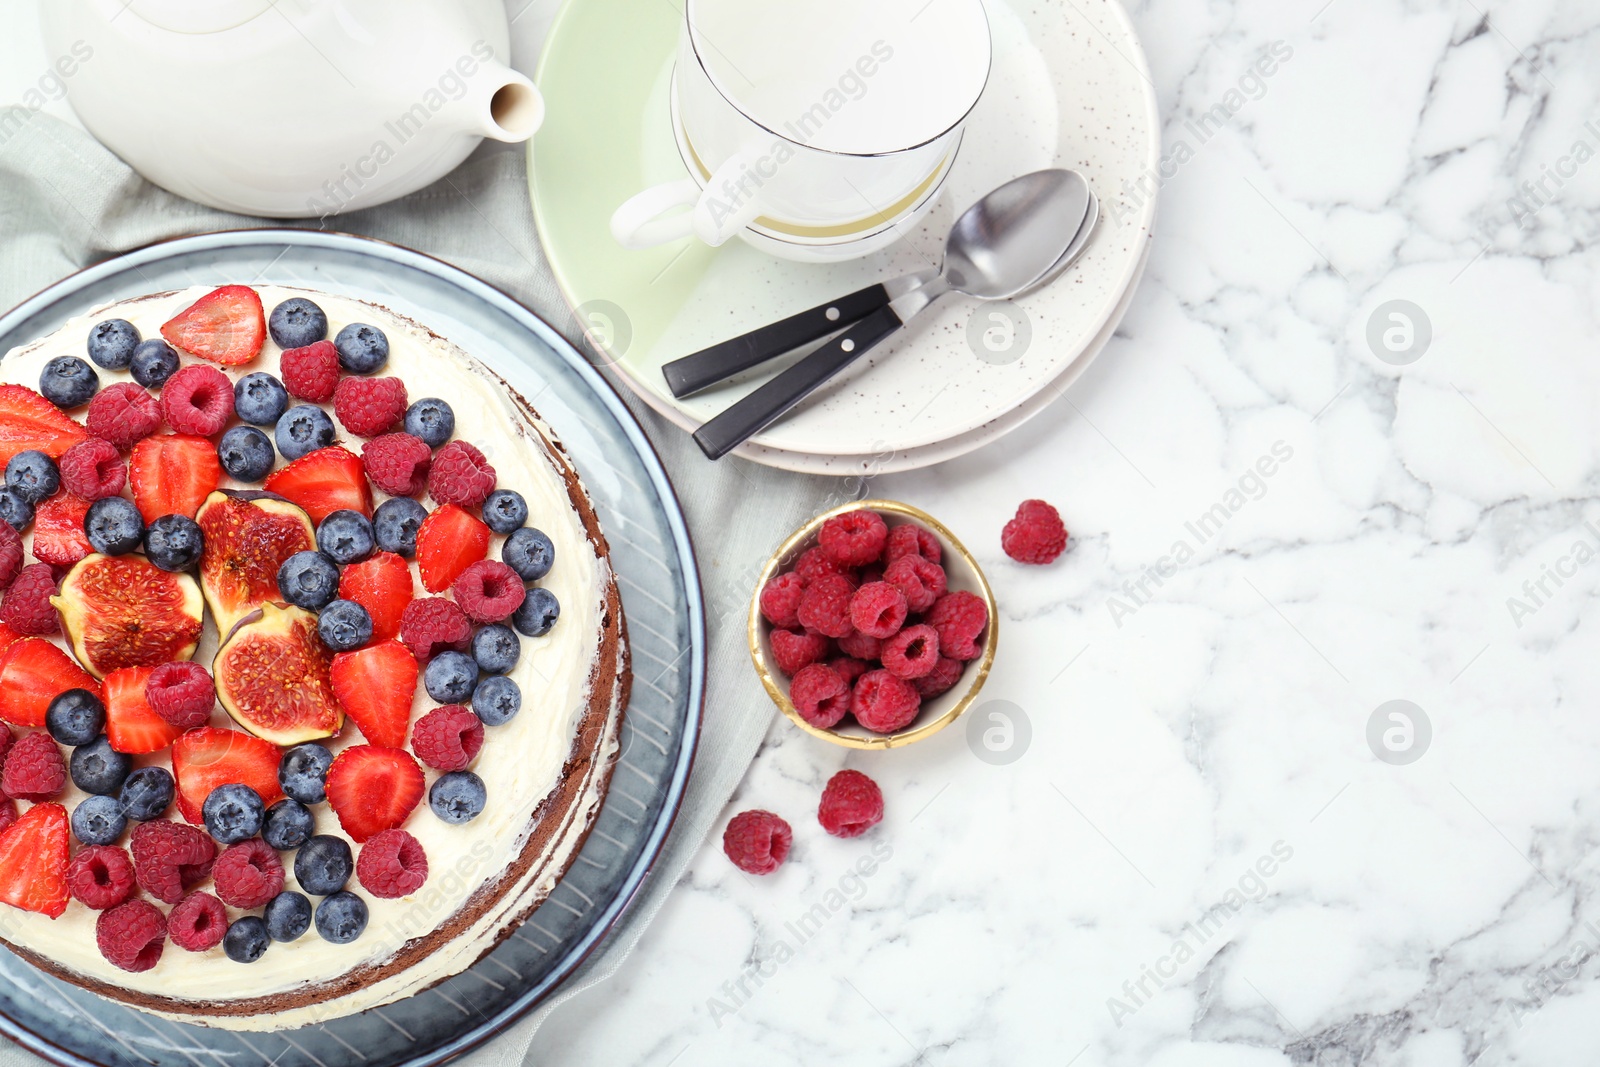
[
  {"left": 338, "top": 552, "right": 412, "bottom": 642},
  {"left": 103, "top": 665, "right": 183, "bottom": 754},
  {"left": 0, "top": 623, "right": 24, "bottom": 658},
  {"left": 0, "top": 638, "right": 99, "bottom": 728},
  {"left": 329, "top": 640, "right": 418, "bottom": 749},
  {"left": 263, "top": 446, "right": 373, "bottom": 524},
  {"left": 159, "top": 285, "right": 266, "bottom": 366},
  {"left": 0, "top": 802, "right": 69, "bottom": 918},
  {"left": 416, "top": 504, "right": 490, "bottom": 594},
  {"left": 0, "top": 384, "right": 89, "bottom": 466},
  {"left": 325, "top": 745, "right": 424, "bottom": 842},
  {"left": 129, "top": 434, "right": 223, "bottom": 523},
  {"left": 171, "top": 727, "right": 284, "bottom": 825},
  {"left": 31, "top": 493, "right": 93, "bottom": 566}
]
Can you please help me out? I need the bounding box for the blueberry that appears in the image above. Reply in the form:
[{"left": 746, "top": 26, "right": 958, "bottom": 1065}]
[
  {"left": 502, "top": 527, "right": 554, "bottom": 581},
  {"left": 218, "top": 426, "right": 275, "bottom": 482},
  {"left": 373, "top": 497, "right": 428, "bottom": 557},
  {"left": 316, "top": 509, "right": 374, "bottom": 565},
  {"left": 471, "top": 623, "right": 520, "bottom": 675},
  {"left": 472, "top": 675, "right": 522, "bottom": 726},
  {"left": 333, "top": 323, "right": 389, "bottom": 374},
  {"left": 224, "top": 915, "right": 270, "bottom": 963},
  {"left": 265, "top": 891, "right": 313, "bottom": 942},
  {"left": 315, "top": 890, "right": 369, "bottom": 943},
  {"left": 71, "top": 795, "right": 127, "bottom": 846},
  {"left": 85, "top": 496, "right": 144, "bottom": 555},
  {"left": 86, "top": 318, "right": 140, "bottom": 369},
  {"left": 279, "top": 742, "right": 334, "bottom": 804},
  {"left": 276, "top": 405, "right": 336, "bottom": 461},
  {"left": 118, "top": 766, "right": 174, "bottom": 820},
  {"left": 234, "top": 372, "right": 289, "bottom": 426},
  {"left": 481, "top": 489, "right": 528, "bottom": 535},
  {"left": 404, "top": 398, "right": 454, "bottom": 448},
  {"left": 261, "top": 798, "right": 314, "bottom": 851},
  {"left": 0, "top": 489, "right": 34, "bottom": 531},
  {"left": 39, "top": 356, "right": 99, "bottom": 409},
  {"left": 6, "top": 451, "right": 59, "bottom": 504},
  {"left": 424, "top": 650, "right": 477, "bottom": 703},
  {"left": 268, "top": 297, "right": 328, "bottom": 349},
  {"left": 429, "top": 771, "right": 486, "bottom": 824},
  {"left": 70, "top": 737, "right": 132, "bottom": 796},
  {"left": 129, "top": 339, "right": 180, "bottom": 388},
  {"left": 318, "top": 599, "right": 372, "bottom": 652},
  {"left": 294, "top": 834, "right": 353, "bottom": 895},
  {"left": 46, "top": 688, "right": 105, "bottom": 746},
  {"left": 203, "top": 783, "right": 265, "bottom": 845},
  {"left": 143, "top": 514, "right": 204, "bottom": 572},
  {"left": 511, "top": 587, "right": 560, "bottom": 637},
  {"left": 278, "top": 551, "right": 341, "bottom": 611}
]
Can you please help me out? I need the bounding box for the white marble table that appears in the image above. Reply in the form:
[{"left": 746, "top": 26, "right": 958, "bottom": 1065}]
[{"left": 8, "top": 1, "right": 1600, "bottom": 1064}]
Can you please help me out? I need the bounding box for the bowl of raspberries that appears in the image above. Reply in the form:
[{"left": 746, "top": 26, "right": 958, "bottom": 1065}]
[{"left": 750, "top": 501, "right": 996, "bottom": 748}]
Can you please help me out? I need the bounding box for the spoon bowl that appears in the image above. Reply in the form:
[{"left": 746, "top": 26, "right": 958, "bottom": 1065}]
[{"left": 944, "top": 169, "right": 1095, "bottom": 298}]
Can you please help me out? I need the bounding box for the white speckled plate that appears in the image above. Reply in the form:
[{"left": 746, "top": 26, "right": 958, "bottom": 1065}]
[{"left": 530, "top": 0, "right": 1158, "bottom": 469}]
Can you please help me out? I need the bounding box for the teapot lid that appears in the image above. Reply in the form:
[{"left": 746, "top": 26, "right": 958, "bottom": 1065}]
[{"left": 123, "top": 0, "right": 278, "bottom": 33}]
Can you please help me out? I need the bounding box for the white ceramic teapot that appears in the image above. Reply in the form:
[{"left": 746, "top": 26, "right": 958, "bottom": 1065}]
[{"left": 41, "top": 0, "right": 545, "bottom": 218}]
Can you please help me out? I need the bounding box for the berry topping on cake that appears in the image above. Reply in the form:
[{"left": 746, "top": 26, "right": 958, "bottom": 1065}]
[
  {"left": 160, "top": 365, "right": 235, "bottom": 437},
  {"left": 261, "top": 798, "right": 312, "bottom": 850},
  {"left": 128, "top": 433, "right": 222, "bottom": 522},
  {"left": 217, "top": 426, "right": 275, "bottom": 482},
  {"left": 69, "top": 737, "right": 131, "bottom": 797},
  {"left": 278, "top": 742, "right": 333, "bottom": 804},
  {"left": 213, "top": 837, "right": 283, "bottom": 908},
  {"left": 789, "top": 662, "right": 850, "bottom": 729},
  {"left": 2, "top": 731, "right": 66, "bottom": 800},
  {"left": 118, "top": 767, "right": 175, "bottom": 821},
  {"left": 0, "top": 638, "right": 97, "bottom": 727},
  {"left": 330, "top": 640, "right": 418, "bottom": 749},
  {"left": 70, "top": 794, "right": 126, "bottom": 846},
  {"left": 143, "top": 514, "right": 205, "bottom": 573},
  {"left": 274, "top": 405, "right": 336, "bottom": 461},
  {"left": 411, "top": 704, "right": 483, "bottom": 771},
  {"left": 86, "top": 319, "right": 139, "bottom": 370},
  {"left": 317, "top": 600, "right": 372, "bottom": 652},
  {"left": 47, "top": 687, "right": 106, "bottom": 746},
  {"left": 0, "top": 802, "right": 69, "bottom": 918},
  {"left": 67, "top": 845, "right": 136, "bottom": 910},
  {"left": 39, "top": 356, "right": 99, "bottom": 410},
  {"left": 415, "top": 504, "right": 489, "bottom": 593},
  {"left": 359, "top": 434, "right": 429, "bottom": 499},
  {"left": 334, "top": 324, "right": 389, "bottom": 374},
  {"left": 0, "top": 384, "right": 88, "bottom": 464},
  {"left": 817, "top": 769, "right": 884, "bottom": 838},
  {"left": 55, "top": 555, "right": 205, "bottom": 676},
  {"left": 277, "top": 550, "right": 340, "bottom": 612},
  {"left": 58, "top": 438, "right": 125, "bottom": 501},
  {"left": 103, "top": 666, "right": 184, "bottom": 754},
  {"left": 926, "top": 590, "right": 989, "bottom": 661},
  {"left": 171, "top": 727, "right": 285, "bottom": 826},
  {"left": 427, "top": 440, "right": 496, "bottom": 507},
  {"left": 293, "top": 834, "right": 352, "bottom": 895},
  {"left": 0, "top": 522, "right": 19, "bottom": 591},
  {"left": 471, "top": 623, "right": 520, "bottom": 675},
  {"left": 453, "top": 560, "right": 526, "bottom": 624},
  {"left": 404, "top": 397, "right": 455, "bottom": 448},
  {"left": 0, "top": 486, "right": 34, "bottom": 532},
  {"left": 268, "top": 297, "right": 328, "bottom": 350},
  {"left": 129, "top": 340, "right": 180, "bottom": 389},
  {"left": 233, "top": 372, "right": 289, "bottom": 426},
  {"left": 224, "top": 916, "right": 270, "bottom": 962},
  {"left": 264, "top": 446, "right": 372, "bottom": 523},
  {"left": 314, "top": 891, "right": 368, "bottom": 945},
  {"left": 722, "top": 810, "right": 791, "bottom": 875},
  {"left": 399, "top": 596, "right": 471, "bottom": 663},
  {"left": 1001, "top": 498, "right": 1067, "bottom": 564},
  {"left": 471, "top": 675, "right": 521, "bottom": 726},
  {"left": 203, "top": 784, "right": 266, "bottom": 845},
  {"left": 502, "top": 526, "right": 554, "bottom": 582},
  {"left": 316, "top": 509, "right": 374, "bottom": 566},
  {"left": 130, "top": 820, "right": 216, "bottom": 904},
  {"left": 357, "top": 828, "right": 428, "bottom": 898},
  {"left": 159, "top": 285, "right": 266, "bottom": 366},
  {"left": 85, "top": 383, "right": 161, "bottom": 451},
  {"left": 337, "top": 552, "right": 410, "bottom": 642},
  {"left": 7, "top": 450, "right": 60, "bottom": 504},
  {"left": 31, "top": 492, "right": 93, "bottom": 566},
  {"left": 428, "top": 770, "right": 486, "bottom": 824},
  {"left": 280, "top": 340, "right": 341, "bottom": 403},
  {"left": 373, "top": 497, "right": 428, "bottom": 558},
  {"left": 265, "top": 890, "right": 313, "bottom": 942},
  {"left": 851, "top": 670, "right": 921, "bottom": 733},
  {"left": 510, "top": 587, "right": 560, "bottom": 638},
  {"left": 326, "top": 745, "right": 424, "bottom": 842},
  {"left": 83, "top": 497, "right": 143, "bottom": 555},
  {"left": 213, "top": 604, "right": 343, "bottom": 745},
  {"left": 2, "top": 563, "right": 60, "bottom": 635},
  {"left": 197, "top": 490, "right": 317, "bottom": 635},
  {"left": 482, "top": 489, "right": 527, "bottom": 534},
  {"left": 168, "top": 890, "right": 228, "bottom": 951},
  {"left": 333, "top": 376, "right": 407, "bottom": 438},
  {"left": 422, "top": 651, "right": 475, "bottom": 703},
  {"left": 97, "top": 898, "right": 167, "bottom": 972},
  {"left": 144, "top": 662, "right": 214, "bottom": 729}
]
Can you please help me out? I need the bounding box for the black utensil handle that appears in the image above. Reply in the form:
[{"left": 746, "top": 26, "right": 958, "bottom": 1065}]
[
  {"left": 693, "top": 304, "right": 905, "bottom": 460},
  {"left": 662, "top": 283, "right": 891, "bottom": 399}
]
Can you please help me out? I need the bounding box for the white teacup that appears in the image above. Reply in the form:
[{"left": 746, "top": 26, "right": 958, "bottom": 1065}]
[{"left": 610, "top": 0, "right": 991, "bottom": 259}]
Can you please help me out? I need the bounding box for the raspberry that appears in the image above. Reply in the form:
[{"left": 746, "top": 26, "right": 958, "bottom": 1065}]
[
  {"left": 794, "top": 546, "right": 849, "bottom": 584},
  {"left": 356, "top": 828, "right": 429, "bottom": 898},
  {"left": 130, "top": 820, "right": 216, "bottom": 904},
  {"left": 96, "top": 898, "right": 167, "bottom": 973},
  {"left": 159, "top": 364, "right": 234, "bottom": 436},
  {"left": 0, "top": 725, "right": 13, "bottom": 765},
  {"left": 769, "top": 629, "right": 831, "bottom": 676},
  {"left": 848, "top": 581, "right": 908, "bottom": 639},
  {"left": 837, "top": 629, "right": 882, "bottom": 661},
  {"left": 400, "top": 596, "right": 473, "bottom": 663},
  {"left": 927, "top": 591, "right": 989, "bottom": 661},
  {"left": 789, "top": 663, "right": 850, "bottom": 729},
  {"left": 881, "top": 623, "right": 940, "bottom": 680},
  {"left": 818, "top": 769, "right": 884, "bottom": 838},
  {"left": 0, "top": 563, "right": 58, "bottom": 635},
  {"left": 829, "top": 656, "right": 870, "bottom": 688},
  {"left": 911, "top": 656, "right": 965, "bottom": 698},
  {"left": 796, "top": 573, "right": 857, "bottom": 639},
  {"left": 67, "top": 845, "right": 136, "bottom": 910},
  {"left": 884, "top": 555, "right": 947, "bottom": 613},
  {"left": 758, "top": 572, "right": 805, "bottom": 629},
  {"left": 1002, "top": 499, "right": 1068, "bottom": 564},
  {"left": 428, "top": 440, "right": 496, "bottom": 507},
  {"left": 281, "top": 339, "right": 341, "bottom": 402},
  {"left": 85, "top": 383, "right": 161, "bottom": 450},
  {"left": 411, "top": 704, "right": 483, "bottom": 771},
  {"left": 2, "top": 731, "right": 66, "bottom": 800},
  {"left": 168, "top": 890, "right": 228, "bottom": 951},
  {"left": 819, "top": 510, "right": 888, "bottom": 567},
  {"left": 452, "top": 559, "right": 527, "bottom": 624},
  {"left": 0, "top": 521, "right": 19, "bottom": 591},
  {"left": 212, "top": 837, "right": 284, "bottom": 909},
  {"left": 145, "top": 661, "right": 215, "bottom": 729},
  {"left": 722, "top": 810, "right": 791, "bottom": 875},
  {"left": 0, "top": 796, "right": 16, "bottom": 836},
  {"left": 334, "top": 376, "right": 408, "bottom": 438},
  {"left": 886, "top": 523, "right": 942, "bottom": 566},
  {"left": 58, "top": 438, "right": 126, "bottom": 501},
  {"left": 852, "top": 669, "right": 921, "bottom": 734},
  {"left": 362, "top": 432, "right": 431, "bottom": 496}
]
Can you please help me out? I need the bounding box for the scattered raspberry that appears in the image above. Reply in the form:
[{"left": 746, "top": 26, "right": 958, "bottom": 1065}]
[
  {"left": 452, "top": 559, "right": 527, "bottom": 624},
  {"left": 0, "top": 521, "right": 19, "bottom": 591},
  {"left": 411, "top": 704, "right": 483, "bottom": 771},
  {"left": 0, "top": 563, "right": 58, "bottom": 635},
  {"left": 927, "top": 591, "right": 989, "bottom": 661},
  {"left": 1002, "top": 499, "right": 1068, "bottom": 565},
  {"left": 58, "top": 438, "right": 126, "bottom": 501},
  {"left": 168, "top": 890, "right": 228, "bottom": 951},
  {"left": 2, "top": 731, "right": 66, "bottom": 800},
  {"left": 911, "top": 656, "right": 965, "bottom": 699},
  {"left": 852, "top": 669, "right": 921, "bottom": 734},
  {"left": 67, "top": 845, "right": 136, "bottom": 910},
  {"left": 281, "top": 339, "right": 341, "bottom": 402},
  {"left": 399, "top": 596, "right": 472, "bottom": 663},
  {"left": 0, "top": 796, "right": 16, "bottom": 836},
  {"left": 884, "top": 555, "right": 947, "bottom": 613},
  {"left": 881, "top": 623, "right": 940, "bottom": 680},
  {"left": 796, "top": 573, "right": 857, "bottom": 639},
  {"left": 818, "top": 769, "right": 884, "bottom": 838},
  {"left": 212, "top": 837, "right": 284, "bottom": 909},
  {"left": 145, "top": 661, "right": 215, "bottom": 729},
  {"left": 789, "top": 663, "right": 850, "bottom": 729},
  {"left": 848, "top": 582, "right": 908, "bottom": 639},
  {"left": 829, "top": 657, "right": 870, "bottom": 688},
  {"left": 334, "top": 376, "right": 408, "bottom": 438},
  {"left": 885, "top": 523, "right": 942, "bottom": 566},
  {"left": 722, "top": 810, "right": 791, "bottom": 875},
  {"left": 159, "top": 364, "right": 234, "bottom": 437},
  {"left": 758, "top": 572, "right": 805, "bottom": 630},
  {"left": 362, "top": 432, "right": 431, "bottom": 496},
  {"left": 794, "top": 546, "right": 849, "bottom": 584},
  {"left": 130, "top": 820, "right": 216, "bottom": 904},
  {"left": 819, "top": 510, "right": 888, "bottom": 567},
  {"left": 769, "top": 629, "right": 831, "bottom": 676},
  {"left": 96, "top": 898, "right": 166, "bottom": 973},
  {"left": 356, "top": 828, "right": 429, "bottom": 898},
  {"left": 85, "top": 383, "right": 161, "bottom": 450},
  {"left": 837, "top": 630, "right": 882, "bottom": 661},
  {"left": 427, "top": 440, "right": 496, "bottom": 507}
]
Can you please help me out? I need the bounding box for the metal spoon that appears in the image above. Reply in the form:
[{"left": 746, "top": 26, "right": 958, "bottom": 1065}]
[{"left": 693, "top": 169, "right": 1098, "bottom": 460}]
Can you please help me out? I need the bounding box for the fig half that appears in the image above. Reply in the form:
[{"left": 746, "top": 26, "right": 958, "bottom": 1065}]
[
  {"left": 53, "top": 554, "right": 204, "bottom": 679},
  {"left": 213, "top": 603, "right": 343, "bottom": 745},
  {"left": 197, "top": 490, "right": 315, "bottom": 637}
]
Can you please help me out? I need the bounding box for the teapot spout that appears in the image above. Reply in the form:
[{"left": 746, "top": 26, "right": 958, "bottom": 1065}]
[{"left": 463, "top": 66, "right": 544, "bottom": 143}]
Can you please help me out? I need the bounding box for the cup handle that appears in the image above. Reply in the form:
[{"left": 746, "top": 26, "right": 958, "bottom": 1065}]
[
  {"left": 610, "top": 179, "right": 702, "bottom": 249},
  {"left": 690, "top": 148, "right": 769, "bottom": 247}
]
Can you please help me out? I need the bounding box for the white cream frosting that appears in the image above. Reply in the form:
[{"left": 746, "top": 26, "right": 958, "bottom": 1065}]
[{"left": 0, "top": 286, "right": 623, "bottom": 1029}]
